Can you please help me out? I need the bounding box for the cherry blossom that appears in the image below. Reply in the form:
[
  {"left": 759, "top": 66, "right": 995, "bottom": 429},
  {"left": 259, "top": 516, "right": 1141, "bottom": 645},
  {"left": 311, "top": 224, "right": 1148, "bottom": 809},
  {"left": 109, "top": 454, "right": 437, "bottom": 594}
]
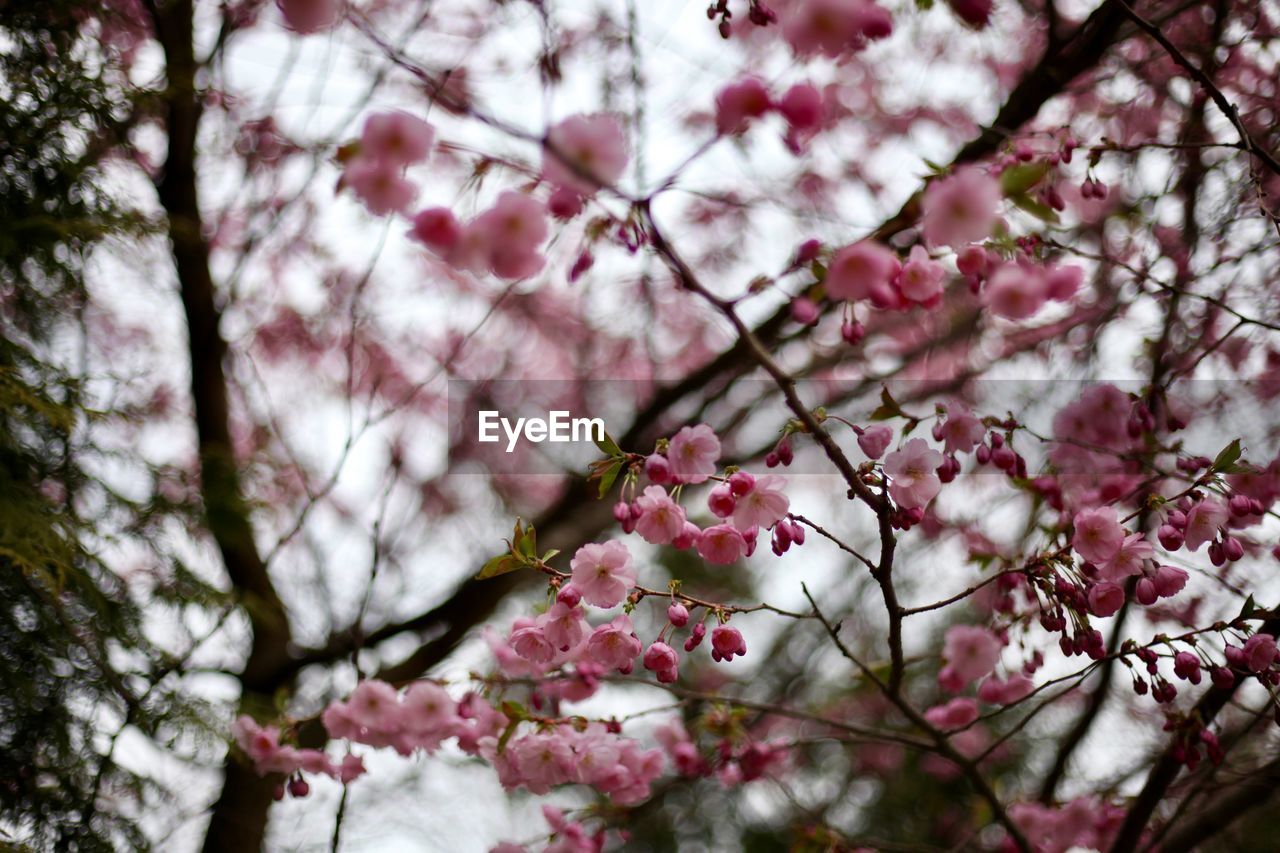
[
  {"left": 587, "top": 615, "right": 642, "bottom": 672},
  {"left": 825, "top": 240, "right": 899, "bottom": 303},
  {"left": 714, "top": 78, "right": 772, "bottom": 135},
  {"left": 883, "top": 438, "right": 944, "bottom": 509},
  {"left": 569, "top": 541, "right": 636, "bottom": 608},
  {"left": 1071, "top": 506, "right": 1126, "bottom": 564},
  {"left": 543, "top": 114, "right": 629, "bottom": 196},
  {"left": 633, "top": 485, "right": 687, "bottom": 545},
  {"left": 697, "top": 523, "right": 750, "bottom": 564},
  {"left": 943, "top": 625, "right": 1001, "bottom": 684},
  {"left": 921, "top": 166, "right": 1001, "bottom": 249},
  {"left": 730, "top": 474, "right": 789, "bottom": 531},
  {"left": 360, "top": 112, "right": 434, "bottom": 166},
  {"left": 667, "top": 423, "right": 722, "bottom": 484}
]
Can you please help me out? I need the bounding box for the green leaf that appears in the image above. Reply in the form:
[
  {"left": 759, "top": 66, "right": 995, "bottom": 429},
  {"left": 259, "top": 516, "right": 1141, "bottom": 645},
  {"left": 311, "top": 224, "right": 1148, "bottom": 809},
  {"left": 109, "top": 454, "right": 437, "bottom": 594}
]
[
  {"left": 1000, "top": 162, "right": 1050, "bottom": 196},
  {"left": 475, "top": 554, "right": 524, "bottom": 580},
  {"left": 598, "top": 458, "right": 622, "bottom": 498},
  {"left": 1008, "top": 192, "right": 1060, "bottom": 223},
  {"left": 516, "top": 524, "right": 538, "bottom": 559},
  {"left": 1212, "top": 438, "right": 1243, "bottom": 473},
  {"left": 869, "top": 387, "right": 905, "bottom": 421},
  {"left": 594, "top": 430, "right": 623, "bottom": 457},
  {"left": 1236, "top": 594, "right": 1256, "bottom": 621},
  {"left": 496, "top": 718, "right": 521, "bottom": 755}
]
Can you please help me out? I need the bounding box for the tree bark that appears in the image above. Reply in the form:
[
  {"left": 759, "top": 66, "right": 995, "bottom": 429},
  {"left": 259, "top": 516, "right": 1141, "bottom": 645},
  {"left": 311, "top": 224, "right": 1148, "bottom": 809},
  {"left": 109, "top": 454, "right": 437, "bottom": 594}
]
[{"left": 146, "top": 1, "right": 293, "bottom": 849}]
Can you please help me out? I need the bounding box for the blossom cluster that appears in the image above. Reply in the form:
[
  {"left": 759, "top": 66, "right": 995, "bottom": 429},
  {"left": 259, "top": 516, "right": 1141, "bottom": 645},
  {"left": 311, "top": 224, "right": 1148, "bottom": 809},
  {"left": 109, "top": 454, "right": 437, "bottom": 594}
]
[
  {"left": 713, "top": 77, "right": 827, "bottom": 151},
  {"left": 342, "top": 111, "right": 629, "bottom": 282}
]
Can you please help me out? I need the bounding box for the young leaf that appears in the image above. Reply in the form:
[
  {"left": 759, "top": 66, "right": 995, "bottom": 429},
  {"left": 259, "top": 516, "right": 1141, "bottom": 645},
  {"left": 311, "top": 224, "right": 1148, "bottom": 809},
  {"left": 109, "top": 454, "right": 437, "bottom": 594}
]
[
  {"left": 598, "top": 458, "right": 622, "bottom": 498},
  {"left": 475, "top": 554, "right": 525, "bottom": 580},
  {"left": 1212, "top": 438, "right": 1243, "bottom": 473},
  {"left": 594, "top": 430, "right": 623, "bottom": 458}
]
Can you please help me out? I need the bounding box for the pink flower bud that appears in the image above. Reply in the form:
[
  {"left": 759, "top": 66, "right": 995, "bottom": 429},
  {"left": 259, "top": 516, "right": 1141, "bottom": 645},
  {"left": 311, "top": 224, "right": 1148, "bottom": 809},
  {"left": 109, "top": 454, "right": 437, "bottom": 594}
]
[
  {"left": 710, "top": 625, "right": 747, "bottom": 662},
  {"left": 796, "top": 238, "right": 822, "bottom": 264},
  {"left": 1135, "top": 577, "right": 1158, "bottom": 605},
  {"left": 840, "top": 319, "right": 865, "bottom": 345},
  {"left": 1157, "top": 524, "right": 1184, "bottom": 551},
  {"left": 778, "top": 83, "right": 824, "bottom": 131},
  {"left": 410, "top": 207, "right": 462, "bottom": 253},
  {"left": 667, "top": 603, "right": 690, "bottom": 627},
  {"left": 725, "top": 471, "right": 754, "bottom": 497},
  {"left": 643, "top": 641, "right": 680, "bottom": 683},
  {"left": 547, "top": 185, "right": 585, "bottom": 220},
  {"left": 673, "top": 521, "right": 702, "bottom": 550},
  {"left": 1153, "top": 565, "right": 1188, "bottom": 598},
  {"left": 646, "top": 453, "right": 673, "bottom": 484},
  {"left": 856, "top": 424, "right": 893, "bottom": 460},
  {"left": 708, "top": 484, "right": 737, "bottom": 518},
  {"left": 790, "top": 296, "right": 820, "bottom": 325}
]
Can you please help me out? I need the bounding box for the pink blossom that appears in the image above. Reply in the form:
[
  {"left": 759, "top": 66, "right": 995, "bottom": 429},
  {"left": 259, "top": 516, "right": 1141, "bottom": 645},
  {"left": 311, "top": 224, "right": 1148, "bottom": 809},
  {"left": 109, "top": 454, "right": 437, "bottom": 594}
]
[
  {"left": 400, "top": 682, "right": 458, "bottom": 751},
  {"left": 783, "top": 0, "right": 893, "bottom": 58},
  {"left": 587, "top": 614, "right": 642, "bottom": 672},
  {"left": 1097, "top": 532, "right": 1154, "bottom": 581},
  {"left": 1045, "top": 263, "right": 1084, "bottom": 301},
  {"left": 338, "top": 753, "right": 366, "bottom": 784},
  {"left": 983, "top": 263, "right": 1049, "bottom": 320},
  {"left": 697, "top": 523, "right": 749, "bottom": 564},
  {"left": 778, "top": 83, "right": 824, "bottom": 131},
  {"left": 825, "top": 240, "right": 898, "bottom": 303},
  {"left": 943, "top": 624, "right": 1001, "bottom": 684},
  {"left": 1243, "top": 634, "right": 1278, "bottom": 672},
  {"left": 471, "top": 191, "right": 548, "bottom": 279},
  {"left": 673, "top": 521, "right": 702, "bottom": 550},
  {"left": 344, "top": 159, "right": 416, "bottom": 215},
  {"left": 896, "top": 245, "right": 946, "bottom": 304},
  {"left": 707, "top": 483, "right": 737, "bottom": 518},
  {"left": 361, "top": 112, "right": 434, "bottom": 166},
  {"left": 856, "top": 424, "right": 893, "bottom": 460},
  {"left": 510, "top": 731, "right": 576, "bottom": 794},
  {"left": 346, "top": 679, "right": 401, "bottom": 731},
  {"left": 1153, "top": 565, "right": 1189, "bottom": 598},
  {"left": 731, "top": 474, "right": 790, "bottom": 530},
  {"left": 956, "top": 245, "right": 990, "bottom": 276},
  {"left": 277, "top": 0, "right": 338, "bottom": 34},
  {"left": 1183, "top": 498, "right": 1227, "bottom": 552},
  {"left": 510, "top": 622, "right": 556, "bottom": 664},
  {"left": 714, "top": 78, "right": 772, "bottom": 135},
  {"left": 977, "top": 674, "right": 1034, "bottom": 705},
  {"left": 1071, "top": 506, "right": 1125, "bottom": 564},
  {"left": 232, "top": 715, "right": 285, "bottom": 770},
  {"left": 543, "top": 114, "right": 628, "bottom": 196},
  {"left": 710, "top": 625, "right": 747, "bottom": 662},
  {"left": 947, "top": 0, "right": 993, "bottom": 28},
  {"left": 667, "top": 423, "right": 721, "bottom": 484},
  {"left": 643, "top": 641, "right": 679, "bottom": 683},
  {"left": 410, "top": 207, "right": 461, "bottom": 253},
  {"left": 1087, "top": 582, "right": 1126, "bottom": 617},
  {"left": 938, "top": 404, "right": 984, "bottom": 454},
  {"left": 921, "top": 166, "right": 1000, "bottom": 248},
  {"left": 923, "top": 697, "right": 979, "bottom": 730},
  {"left": 883, "top": 438, "right": 945, "bottom": 508},
  {"left": 633, "top": 485, "right": 687, "bottom": 545},
  {"left": 569, "top": 540, "right": 636, "bottom": 608},
  {"left": 541, "top": 602, "right": 588, "bottom": 652}
]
